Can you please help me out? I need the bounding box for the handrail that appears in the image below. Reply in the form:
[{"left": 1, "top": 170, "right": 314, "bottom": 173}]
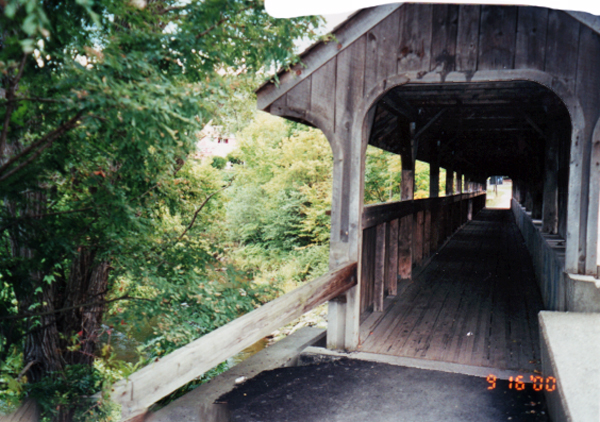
[
  {"left": 362, "top": 192, "right": 485, "bottom": 229},
  {"left": 112, "top": 261, "right": 357, "bottom": 420}
]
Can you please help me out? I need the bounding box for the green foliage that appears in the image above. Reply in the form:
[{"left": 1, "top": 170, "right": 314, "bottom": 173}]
[
  {"left": 364, "top": 146, "right": 430, "bottom": 203},
  {"left": 27, "top": 365, "right": 119, "bottom": 422},
  {"left": 364, "top": 146, "right": 401, "bottom": 204},
  {"left": 414, "top": 161, "right": 430, "bottom": 199},
  {"left": 223, "top": 113, "right": 332, "bottom": 287},
  {"left": 211, "top": 156, "right": 227, "bottom": 170},
  {"left": 0, "top": 346, "right": 24, "bottom": 414},
  {"left": 0, "top": 1, "right": 323, "bottom": 419}
]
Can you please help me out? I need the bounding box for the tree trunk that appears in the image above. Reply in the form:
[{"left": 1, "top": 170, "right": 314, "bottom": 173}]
[{"left": 60, "top": 250, "right": 110, "bottom": 366}]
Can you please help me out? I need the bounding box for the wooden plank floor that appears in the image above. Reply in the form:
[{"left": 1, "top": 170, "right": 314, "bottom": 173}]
[{"left": 359, "top": 209, "right": 544, "bottom": 373}]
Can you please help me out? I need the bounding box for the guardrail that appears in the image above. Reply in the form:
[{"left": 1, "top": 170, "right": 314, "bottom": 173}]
[
  {"left": 111, "top": 261, "right": 357, "bottom": 420},
  {"left": 511, "top": 199, "right": 566, "bottom": 310},
  {"left": 360, "top": 192, "right": 486, "bottom": 314}
]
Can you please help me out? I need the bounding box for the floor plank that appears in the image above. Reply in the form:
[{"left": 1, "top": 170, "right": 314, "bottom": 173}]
[{"left": 359, "top": 209, "right": 544, "bottom": 373}]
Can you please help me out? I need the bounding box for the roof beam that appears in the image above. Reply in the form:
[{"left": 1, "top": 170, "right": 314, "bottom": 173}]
[
  {"left": 413, "top": 109, "right": 447, "bottom": 141},
  {"left": 256, "top": 4, "right": 402, "bottom": 110}
]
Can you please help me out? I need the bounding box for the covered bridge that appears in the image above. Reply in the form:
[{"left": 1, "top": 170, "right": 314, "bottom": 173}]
[
  {"left": 88, "top": 4, "right": 600, "bottom": 422},
  {"left": 256, "top": 2, "right": 600, "bottom": 350}
]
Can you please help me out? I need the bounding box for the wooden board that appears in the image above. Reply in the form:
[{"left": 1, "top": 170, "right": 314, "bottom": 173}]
[
  {"left": 514, "top": 6, "right": 549, "bottom": 70},
  {"left": 423, "top": 210, "right": 432, "bottom": 259},
  {"left": 286, "top": 77, "right": 312, "bottom": 120},
  {"left": 360, "top": 210, "right": 544, "bottom": 372},
  {"left": 398, "top": 214, "right": 413, "bottom": 280},
  {"left": 2, "top": 399, "right": 39, "bottom": 422},
  {"left": 478, "top": 6, "right": 518, "bottom": 70},
  {"left": 456, "top": 5, "right": 481, "bottom": 72},
  {"left": 398, "top": 3, "right": 433, "bottom": 72},
  {"left": 545, "top": 10, "right": 580, "bottom": 94},
  {"left": 310, "top": 59, "right": 337, "bottom": 137},
  {"left": 575, "top": 26, "right": 600, "bottom": 275},
  {"left": 111, "top": 262, "right": 357, "bottom": 418},
  {"left": 335, "top": 36, "right": 367, "bottom": 136},
  {"left": 430, "top": 4, "right": 459, "bottom": 78},
  {"left": 413, "top": 211, "right": 424, "bottom": 265},
  {"left": 364, "top": 9, "right": 401, "bottom": 95},
  {"left": 386, "top": 219, "right": 399, "bottom": 296},
  {"left": 361, "top": 226, "right": 376, "bottom": 313},
  {"left": 374, "top": 223, "right": 387, "bottom": 312}
]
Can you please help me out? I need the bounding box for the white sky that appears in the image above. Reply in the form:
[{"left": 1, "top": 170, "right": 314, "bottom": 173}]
[{"left": 267, "top": 0, "right": 600, "bottom": 18}]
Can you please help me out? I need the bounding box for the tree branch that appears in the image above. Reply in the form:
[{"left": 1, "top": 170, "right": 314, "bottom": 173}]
[
  {"left": 3, "top": 96, "right": 65, "bottom": 104},
  {"left": 0, "top": 295, "right": 151, "bottom": 321},
  {"left": 0, "top": 53, "right": 29, "bottom": 158},
  {"left": 154, "top": 179, "right": 234, "bottom": 269},
  {"left": 158, "top": 5, "right": 187, "bottom": 15},
  {"left": 0, "top": 111, "right": 85, "bottom": 182},
  {"left": 195, "top": 8, "right": 250, "bottom": 39},
  {"left": 176, "top": 178, "right": 234, "bottom": 243},
  {"left": 17, "top": 360, "right": 38, "bottom": 382}
]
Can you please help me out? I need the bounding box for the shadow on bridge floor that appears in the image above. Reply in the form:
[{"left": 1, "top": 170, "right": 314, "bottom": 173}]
[{"left": 360, "top": 209, "right": 544, "bottom": 373}]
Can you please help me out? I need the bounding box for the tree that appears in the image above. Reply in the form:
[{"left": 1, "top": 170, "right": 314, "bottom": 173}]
[
  {"left": 224, "top": 113, "right": 332, "bottom": 285},
  {"left": 0, "top": 1, "right": 321, "bottom": 420}
]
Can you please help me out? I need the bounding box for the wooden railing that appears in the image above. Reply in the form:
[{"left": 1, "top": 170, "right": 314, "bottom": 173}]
[
  {"left": 511, "top": 199, "right": 566, "bottom": 310},
  {"left": 111, "top": 261, "right": 357, "bottom": 420},
  {"left": 360, "top": 192, "right": 486, "bottom": 314}
]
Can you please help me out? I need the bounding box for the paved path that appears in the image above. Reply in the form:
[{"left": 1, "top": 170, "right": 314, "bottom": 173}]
[{"left": 219, "top": 358, "right": 550, "bottom": 422}]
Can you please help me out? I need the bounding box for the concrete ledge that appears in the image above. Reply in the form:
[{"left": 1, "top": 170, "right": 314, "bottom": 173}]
[
  {"left": 565, "top": 274, "right": 600, "bottom": 312},
  {"left": 300, "top": 346, "right": 536, "bottom": 381},
  {"left": 147, "top": 327, "right": 325, "bottom": 422},
  {"left": 539, "top": 311, "right": 600, "bottom": 422}
]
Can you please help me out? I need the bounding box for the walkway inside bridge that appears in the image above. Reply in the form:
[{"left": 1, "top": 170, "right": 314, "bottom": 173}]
[{"left": 360, "top": 208, "right": 544, "bottom": 374}]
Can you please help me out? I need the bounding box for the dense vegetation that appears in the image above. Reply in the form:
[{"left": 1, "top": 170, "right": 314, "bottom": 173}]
[
  {"left": 0, "top": 1, "right": 321, "bottom": 420},
  {"left": 0, "top": 1, "right": 449, "bottom": 420}
]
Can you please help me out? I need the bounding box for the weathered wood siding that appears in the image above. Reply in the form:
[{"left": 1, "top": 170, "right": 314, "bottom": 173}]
[
  {"left": 266, "top": 4, "right": 600, "bottom": 277},
  {"left": 360, "top": 192, "right": 486, "bottom": 314}
]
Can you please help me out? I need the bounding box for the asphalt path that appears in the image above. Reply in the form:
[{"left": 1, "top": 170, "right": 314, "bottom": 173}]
[{"left": 217, "top": 358, "right": 550, "bottom": 422}]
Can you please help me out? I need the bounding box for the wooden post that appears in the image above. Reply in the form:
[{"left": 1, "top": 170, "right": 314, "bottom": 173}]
[
  {"left": 456, "top": 171, "right": 463, "bottom": 194},
  {"left": 542, "top": 127, "right": 559, "bottom": 233},
  {"left": 373, "top": 223, "right": 386, "bottom": 312},
  {"left": 445, "top": 168, "right": 454, "bottom": 196},
  {"left": 398, "top": 134, "right": 415, "bottom": 282},
  {"left": 430, "top": 147, "right": 440, "bottom": 198},
  {"left": 586, "top": 117, "right": 600, "bottom": 275},
  {"left": 386, "top": 219, "right": 399, "bottom": 296}
]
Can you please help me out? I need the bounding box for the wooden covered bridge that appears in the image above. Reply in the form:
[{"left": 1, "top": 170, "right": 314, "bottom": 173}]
[{"left": 90, "top": 4, "right": 600, "bottom": 422}]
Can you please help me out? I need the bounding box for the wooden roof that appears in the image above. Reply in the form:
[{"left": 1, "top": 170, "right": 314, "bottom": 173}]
[
  {"left": 255, "top": 4, "right": 600, "bottom": 183},
  {"left": 256, "top": 4, "right": 600, "bottom": 113}
]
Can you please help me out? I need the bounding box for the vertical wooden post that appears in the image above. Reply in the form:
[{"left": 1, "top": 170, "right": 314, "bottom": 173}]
[
  {"left": 586, "top": 118, "right": 600, "bottom": 275},
  {"left": 430, "top": 148, "right": 440, "bottom": 198},
  {"left": 456, "top": 171, "right": 463, "bottom": 194},
  {"left": 413, "top": 211, "right": 424, "bottom": 265},
  {"left": 424, "top": 209, "right": 432, "bottom": 258},
  {"left": 542, "top": 128, "right": 559, "bottom": 233},
  {"left": 327, "top": 104, "right": 373, "bottom": 351},
  {"left": 373, "top": 223, "right": 386, "bottom": 312},
  {"left": 398, "top": 136, "right": 415, "bottom": 282},
  {"left": 445, "top": 168, "right": 454, "bottom": 196},
  {"left": 327, "top": 144, "right": 348, "bottom": 350},
  {"left": 445, "top": 169, "right": 454, "bottom": 238},
  {"left": 386, "top": 219, "right": 399, "bottom": 296}
]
